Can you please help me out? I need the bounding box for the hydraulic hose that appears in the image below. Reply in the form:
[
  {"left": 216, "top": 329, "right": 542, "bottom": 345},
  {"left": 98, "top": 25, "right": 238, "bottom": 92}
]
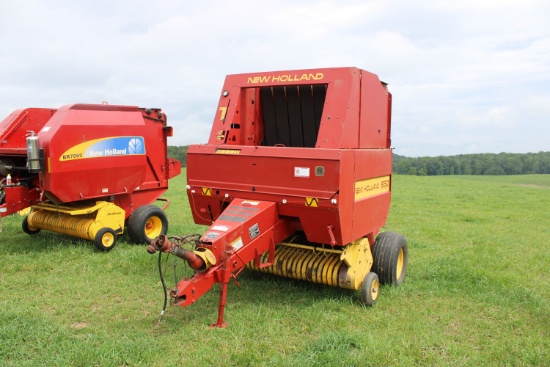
[{"left": 151, "top": 234, "right": 202, "bottom": 322}]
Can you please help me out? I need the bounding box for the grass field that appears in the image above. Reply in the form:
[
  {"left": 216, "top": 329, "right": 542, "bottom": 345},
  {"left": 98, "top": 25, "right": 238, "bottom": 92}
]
[{"left": 0, "top": 174, "right": 548, "bottom": 366}]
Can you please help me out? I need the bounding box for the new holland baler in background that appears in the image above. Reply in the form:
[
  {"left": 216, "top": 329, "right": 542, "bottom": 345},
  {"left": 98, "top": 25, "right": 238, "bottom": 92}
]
[
  {"left": 147, "top": 67, "right": 408, "bottom": 327},
  {"left": 0, "top": 103, "right": 180, "bottom": 250}
]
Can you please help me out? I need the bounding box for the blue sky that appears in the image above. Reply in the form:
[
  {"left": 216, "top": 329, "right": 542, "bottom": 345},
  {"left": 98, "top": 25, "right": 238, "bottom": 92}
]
[{"left": 1, "top": 0, "right": 548, "bottom": 157}]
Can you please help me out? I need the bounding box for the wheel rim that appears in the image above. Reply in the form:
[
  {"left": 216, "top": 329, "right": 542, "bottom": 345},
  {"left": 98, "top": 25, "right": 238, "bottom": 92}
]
[
  {"left": 396, "top": 248, "right": 404, "bottom": 279},
  {"left": 144, "top": 216, "right": 163, "bottom": 238},
  {"left": 102, "top": 232, "right": 115, "bottom": 248},
  {"left": 371, "top": 278, "right": 379, "bottom": 301}
]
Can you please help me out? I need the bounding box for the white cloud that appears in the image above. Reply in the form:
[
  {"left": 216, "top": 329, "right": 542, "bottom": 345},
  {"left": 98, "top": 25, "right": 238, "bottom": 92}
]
[{"left": 1, "top": 0, "right": 549, "bottom": 156}]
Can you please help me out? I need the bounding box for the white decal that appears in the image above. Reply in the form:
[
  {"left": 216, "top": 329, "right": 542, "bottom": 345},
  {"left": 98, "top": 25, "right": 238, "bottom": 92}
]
[
  {"left": 242, "top": 200, "right": 260, "bottom": 206},
  {"left": 212, "top": 225, "right": 230, "bottom": 232},
  {"left": 294, "top": 167, "right": 310, "bottom": 178}
]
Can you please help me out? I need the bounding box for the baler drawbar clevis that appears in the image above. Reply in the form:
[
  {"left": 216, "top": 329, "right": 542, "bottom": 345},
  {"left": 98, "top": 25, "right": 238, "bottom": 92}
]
[{"left": 148, "top": 234, "right": 217, "bottom": 272}]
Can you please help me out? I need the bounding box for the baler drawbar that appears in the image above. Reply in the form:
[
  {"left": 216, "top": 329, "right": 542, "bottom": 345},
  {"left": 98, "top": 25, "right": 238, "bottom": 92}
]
[{"left": 147, "top": 67, "right": 408, "bottom": 327}]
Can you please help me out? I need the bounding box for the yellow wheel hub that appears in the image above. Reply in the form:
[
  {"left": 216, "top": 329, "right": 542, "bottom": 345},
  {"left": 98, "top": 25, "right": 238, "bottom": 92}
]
[
  {"left": 145, "top": 216, "right": 162, "bottom": 238},
  {"left": 396, "top": 248, "right": 404, "bottom": 279},
  {"left": 101, "top": 231, "right": 115, "bottom": 248},
  {"left": 371, "top": 278, "right": 379, "bottom": 301}
]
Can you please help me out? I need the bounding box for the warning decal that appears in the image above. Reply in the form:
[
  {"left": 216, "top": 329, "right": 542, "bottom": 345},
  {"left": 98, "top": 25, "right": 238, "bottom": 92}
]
[
  {"left": 231, "top": 237, "right": 244, "bottom": 250},
  {"left": 305, "top": 197, "right": 319, "bottom": 207}
]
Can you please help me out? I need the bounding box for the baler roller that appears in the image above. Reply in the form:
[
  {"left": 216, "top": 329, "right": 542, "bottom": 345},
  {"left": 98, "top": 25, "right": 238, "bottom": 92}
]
[
  {"left": 27, "top": 211, "right": 96, "bottom": 240},
  {"left": 247, "top": 240, "right": 372, "bottom": 291}
]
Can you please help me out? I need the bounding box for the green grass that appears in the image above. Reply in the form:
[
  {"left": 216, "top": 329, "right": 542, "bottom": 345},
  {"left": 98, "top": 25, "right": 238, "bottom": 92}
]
[{"left": 1, "top": 174, "right": 548, "bottom": 366}]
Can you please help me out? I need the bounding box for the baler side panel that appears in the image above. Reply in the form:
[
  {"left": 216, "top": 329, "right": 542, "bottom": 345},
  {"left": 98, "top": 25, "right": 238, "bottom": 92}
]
[
  {"left": 352, "top": 149, "right": 393, "bottom": 239},
  {"left": 339, "top": 149, "right": 356, "bottom": 243},
  {"left": 43, "top": 118, "right": 148, "bottom": 203},
  {"left": 315, "top": 69, "right": 361, "bottom": 149},
  {"left": 359, "top": 71, "right": 392, "bottom": 149},
  {"left": 39, "top": 106, "right": 172, "bottom": 206},
  {"left": 290, "top": 149, "right": 354, "bottom": 245},
  {"left": 138, "top": 119, "right": 172, "bottom": 191}
]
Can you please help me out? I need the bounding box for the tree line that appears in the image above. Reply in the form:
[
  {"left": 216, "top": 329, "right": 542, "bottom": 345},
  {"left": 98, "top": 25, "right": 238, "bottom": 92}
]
[
  {"left": 393, "top": 151, "right": 550, "bottom": 175},
  {"left": 168, "top": 146, "right": 550, "bottom": 175},
  {"left": 167, "top": 145, "right": 188, "bottom": 167}
]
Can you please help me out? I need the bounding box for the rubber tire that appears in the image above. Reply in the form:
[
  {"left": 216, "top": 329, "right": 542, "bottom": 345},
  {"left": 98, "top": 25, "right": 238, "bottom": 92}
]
[
  {"left": 361, "top": 272, "right": 380, "bottom": 306},
  {"left": 127, "top": 205, "right": 168, "bottom": 245},
  {"left": 94, "top": 228, "right": 117, "bottom": 251},
  {"left": 22, "top": 215, "right": 41, "bottom": 235},
  {"left": 371, "top": 232, "right": 408, "bottom": 286}
]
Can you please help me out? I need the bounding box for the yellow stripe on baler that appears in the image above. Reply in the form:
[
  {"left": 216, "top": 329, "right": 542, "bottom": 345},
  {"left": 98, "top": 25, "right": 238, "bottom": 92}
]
[{"left": 354, "top": 175, "right": 390, "bottom": 201}]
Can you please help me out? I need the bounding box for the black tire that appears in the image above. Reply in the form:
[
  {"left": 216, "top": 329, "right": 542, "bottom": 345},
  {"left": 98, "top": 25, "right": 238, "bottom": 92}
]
[
  {"left": 22, "top": 215, "right": 41, "bottom": 235},
  {"left": 371, "top": 231, "right": 408, "bottom": 286},
  {"left": 361, "top": 272, "right": 380, "bottom": 306},
  {"left": 94, "top": 228, "right": 117, "bottom": 251},
  {"left": 127, "top": 205, "right": 168, "bottom": 244}
]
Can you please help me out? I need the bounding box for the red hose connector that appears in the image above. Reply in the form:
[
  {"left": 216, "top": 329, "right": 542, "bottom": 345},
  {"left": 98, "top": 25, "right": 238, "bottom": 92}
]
[
  {"left": 147, "top": 234, "right": 172, "bottom": 254},
  {"left": 147, "top": 234, "right": 206, "bottom": 271}
]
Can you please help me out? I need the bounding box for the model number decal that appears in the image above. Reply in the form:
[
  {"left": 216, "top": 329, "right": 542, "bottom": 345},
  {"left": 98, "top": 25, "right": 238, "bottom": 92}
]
[
  {"left": 354, "top": 176, "right": 390, "bottom": 201},
  {"left": 60, "top": 137, "right": 145, "bottom": 161}
]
